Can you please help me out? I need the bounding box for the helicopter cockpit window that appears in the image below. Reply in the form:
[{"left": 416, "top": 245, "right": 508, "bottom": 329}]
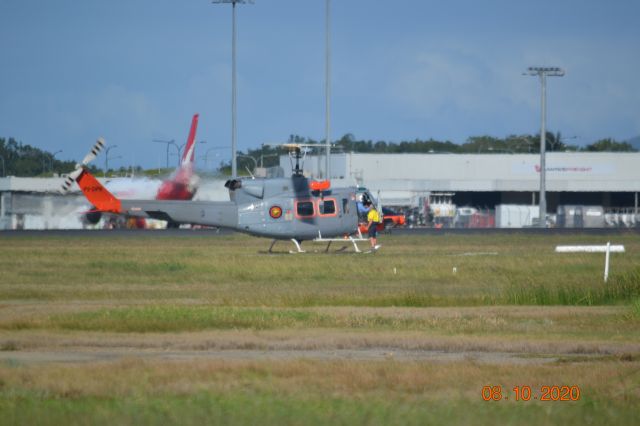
[
  {"left": 296, "top": 201, "right": 314, "bottom": 217},
  {"left": 342, "top": 198, "right": 349, "bottom": 214},
  {"left": 319, "top": 199, "right": 336, "bottom": 215}
]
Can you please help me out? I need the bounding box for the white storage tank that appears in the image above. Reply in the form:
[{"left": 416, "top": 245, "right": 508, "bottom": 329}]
[{"left": 495, "top": 205, "right": 540, "bottom": 228}]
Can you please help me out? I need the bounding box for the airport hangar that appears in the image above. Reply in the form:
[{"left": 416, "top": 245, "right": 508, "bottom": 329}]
[
  {"left": 1, "top": 151, "right": 639, "bottom": 230},
  {"left": 285, "top": 151, "right": 640, "bottom": 213}
]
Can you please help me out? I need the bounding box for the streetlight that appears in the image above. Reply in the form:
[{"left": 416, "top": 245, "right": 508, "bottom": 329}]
[
  {"left": 203, "top": 146, "right": 228, "bottom": 170},
  {"left": 50, "top": 150, "right": 62, "bottom": 173},
  {"left": 524, "top": 66, "right": 565, "bottom": 227},
  {"left": 257, "top": 143, "right": 279, "bottom": 168},
  {"left": 324, "top": 0, "right": 331, "bottom": 179},
  {"left": 508, "top": 136, "right": 534, "bottom": 153},
  {"left": 212, "top": 0, "right": 254, "bottom": 178},
  {"left": 40, "top": 153, "right": 47, "bottom": 175},
  {"left": 177, "top": 143, "right": 187, "bottom": 164},
  {"left": 178, "top": 140, "right": 207, "bottom": 165},
  {"left": 108, "top": 156, "right": 122, "bottom": 176},
  {"left": 152, "top": 139, "right": 177, "bottom": 169},
  {"left": 554, "top": 135, "right": 578, "bottom": 152},
  {"left": 237, "top": 154, "right": 257, "bottom": 174},
  {"left": 260, "top": 153, "right": 279, "bottom": 168},
  {"left": 105, "top": 145, "right": 119, "bottom": 177}
]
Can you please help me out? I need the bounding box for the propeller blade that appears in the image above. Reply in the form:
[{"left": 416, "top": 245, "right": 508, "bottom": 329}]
[
  {"left": 60, "top": 168, "right": 83, "bottom": 193},
  {"left": 60, "top": 138, "right": 106, "bottom": 193},
  {"left": 80, "top": 138, "right": 105, "bottom": 166}
]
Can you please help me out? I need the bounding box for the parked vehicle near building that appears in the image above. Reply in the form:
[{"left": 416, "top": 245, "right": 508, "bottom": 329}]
[{"left": 382, "top": 206, "right": 406, "bottom": 228}]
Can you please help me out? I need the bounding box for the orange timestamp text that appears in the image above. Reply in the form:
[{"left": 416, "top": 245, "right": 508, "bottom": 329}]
[{"left": 482, "top": 385, "right": 580, "bottom": 401}]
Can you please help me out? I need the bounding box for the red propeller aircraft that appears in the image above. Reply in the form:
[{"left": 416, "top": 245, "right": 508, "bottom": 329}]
[
  {"left": 64, "top": 114, "right": 202, "bottom": 228},
  {"left": 155, "top": 113, "right": 200, "bottom": 200}
]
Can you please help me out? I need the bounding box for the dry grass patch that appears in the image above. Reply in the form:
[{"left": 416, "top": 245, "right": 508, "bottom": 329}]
[
  {"left": 1, "top": 357, "right": 639, "bottom": 404},
  {"left": 1, "top": 305, "right": 637, "bottom": 344},
  {"left": 1, "top": 233, "right": 639, "bottom": 424},
  {"left": 2, "top": 233, "right": 640, "bottom": 307},
  {"left": 2, "top": 328, "right": 638, "bottom": 358}
]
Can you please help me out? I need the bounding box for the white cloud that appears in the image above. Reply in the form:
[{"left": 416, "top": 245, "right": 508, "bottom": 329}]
[{"left": 382, "top": 35, "right": 640, "bottom": 142}]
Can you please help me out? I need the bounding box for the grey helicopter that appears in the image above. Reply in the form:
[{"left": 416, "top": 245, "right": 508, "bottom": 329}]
[{"left": 62, "top": 140, "right": 377, "bottom": 253}]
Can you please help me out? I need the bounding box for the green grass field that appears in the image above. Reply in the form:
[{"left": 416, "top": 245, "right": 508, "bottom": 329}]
[{"left": 1, "top": 231, "right": 639, "bottom": 425}]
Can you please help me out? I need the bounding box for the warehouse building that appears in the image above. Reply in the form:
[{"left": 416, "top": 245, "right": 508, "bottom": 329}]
[
  {"left": 286, "top": 152, "right": 640, "bottom": 209},
  {"left": 0, "top": 177, "right": 88, "bottom": 230},
  {"left": 282, "top": 152, "right": 640, "bottom": 227},
  {"left": 1, "top": 152, "right": 639, "bottom": 229}
]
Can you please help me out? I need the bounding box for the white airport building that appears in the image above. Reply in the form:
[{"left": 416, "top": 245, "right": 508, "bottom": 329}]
[
  {"left": 1, "top": 152, "right": 639, "bottom": 229},
  {"left": 0, "top": 177, "right": 89, "bottom": 230},
  {"left": 0, "top": 176, "right": 230, "bottom": 230},
  {"left": 282, "top": 152, "right": 640, "bottom": 228}
]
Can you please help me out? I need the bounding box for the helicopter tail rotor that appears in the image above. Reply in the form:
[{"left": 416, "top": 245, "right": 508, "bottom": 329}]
[{"left": 60, "top": 137, "right": 105, "bottom": 193}]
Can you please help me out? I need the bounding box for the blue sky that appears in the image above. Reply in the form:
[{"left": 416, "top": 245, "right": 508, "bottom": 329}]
[{"left": 1, "top": 0, "right": 639, "bottom": 169}]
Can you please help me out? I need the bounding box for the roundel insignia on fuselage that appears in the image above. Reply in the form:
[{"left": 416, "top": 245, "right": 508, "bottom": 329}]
[{"left": 269, "top": 205, "right": 283, "bottom": 219}]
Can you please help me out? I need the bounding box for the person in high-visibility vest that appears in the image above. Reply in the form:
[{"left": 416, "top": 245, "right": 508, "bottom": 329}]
[{"left": 365, "top": 201, "right": 381, "bottom": 251}]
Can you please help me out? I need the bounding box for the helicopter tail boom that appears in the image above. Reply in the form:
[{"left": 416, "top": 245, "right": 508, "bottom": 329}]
[
  {"left": 76, "top": 168, "right": 122, "bottom": 213},
  {"left": 71, "top": 167, "right": 238, "bottom": 228}
]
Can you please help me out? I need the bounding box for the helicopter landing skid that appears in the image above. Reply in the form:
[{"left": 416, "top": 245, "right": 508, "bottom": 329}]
[
  {"left": 313, "top": 230, "right": 368, "bottom": 253},
  {"left": 268, "top": 239, "right": 306, "bottom": 254},
  {"left": 313, "top": 236, "right": 366, "bottom": 253},
  {"left": 267, "top": 234, "right": 368, "bottom": 254},
  {"left": 289, "top": 238, "right": 305, "bottom": 254}
]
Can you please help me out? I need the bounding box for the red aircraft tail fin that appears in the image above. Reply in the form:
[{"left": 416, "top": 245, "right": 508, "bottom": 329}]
[
  {"left": 76, "top": 169, "right": 122, "bottom": 213},
  {"left": 180, "top": 113, "right": 199, "bottom": 167},
  {"left": 155, "top": 113, "right": 200, "bottom": 201}
]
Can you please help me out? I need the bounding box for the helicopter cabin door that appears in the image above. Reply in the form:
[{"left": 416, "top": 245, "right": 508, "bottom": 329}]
[{"left": 291, "top": 196, "right": 341, "bottom": 239}]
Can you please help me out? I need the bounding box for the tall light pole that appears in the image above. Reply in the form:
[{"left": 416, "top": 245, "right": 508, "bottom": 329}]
[
  {"left": 513, "top": 136, "right": 534, "bottom": 153},
  {"left": 50, "top": 150, "right": 62, "bottom": 173},
  {"left": 40, "top": 154, "right": 47, "bottom": 175},
  {"left": 260, "top": 153, "right": 278, "bottom": 168},
  {"left": 524, "top": 66, "right": 565, "bottom": 227},
  {"left": 237, "top": 154, "right": 257, "bottom": 173},
  {"left": 107, "top": 156, "right": 123, "bottom": 176},
  {"left": 212, "top": 0, "right": 254, "bottom": 178},
  {"left": 177, "top": 143, "right": 187, "bottom": 163},
  {"left": 105, "top": 145, "right": 118, "bottom": 177},
  {"left": 204, "top": 146, "right": 227, "bottom": 170},
  {"left": 152, "top": 139, "right": 177, "bottom": 169},
  {"left": 324, "top": 0, "right": 331, "bottom": 180},
  {"left": 177, "top": 140, "right": 207, "bottom": 165}
]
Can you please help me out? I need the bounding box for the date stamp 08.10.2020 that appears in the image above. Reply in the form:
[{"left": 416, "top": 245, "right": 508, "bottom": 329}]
[{"left": 482, "top": 385, "right": 581, "bottom": 402}]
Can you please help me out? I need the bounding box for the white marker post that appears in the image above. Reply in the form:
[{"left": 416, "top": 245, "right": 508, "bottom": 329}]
[
  {"left": 604, "top": 242, "right": 611, "bottom": 283},
  {"left": 555, "top": 242, "right": 625, "bottom": 282}
]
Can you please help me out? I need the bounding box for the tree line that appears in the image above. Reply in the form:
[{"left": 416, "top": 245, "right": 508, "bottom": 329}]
[
  {"left": 288, "top": 132, "right": 635, "bottom": 155},
  {"left": 0, "top": 137, "right": 81, "bottom": 178},
  {"left": 1, "top": 133, "right": 636, "bottom": 177},
  {"left": 229, "top": 133, "right": 636, "bottom": 172}
]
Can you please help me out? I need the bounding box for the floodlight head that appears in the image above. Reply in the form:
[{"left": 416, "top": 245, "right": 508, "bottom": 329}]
[
  {"left": 525, "top": 66, "right": 565, "bottom": 77},
  {"left": 211, "top": 0, "right": 254, "bottom": 4}
]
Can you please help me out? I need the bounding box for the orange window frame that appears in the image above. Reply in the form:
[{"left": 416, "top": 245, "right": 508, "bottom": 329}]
[
  {"left": 317, "top": 197, "right": 338, "bottom": 217},
  {"left": 294, "top": 199, "right": 316, "bottom": 219}
]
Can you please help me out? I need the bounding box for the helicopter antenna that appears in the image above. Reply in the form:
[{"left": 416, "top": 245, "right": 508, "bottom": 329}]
[
  {"left": 281, "top": 143, "right": 337, "bottom": 178},
  {"left": 281, "top": 144, "right": 306, "bottom": 177}
]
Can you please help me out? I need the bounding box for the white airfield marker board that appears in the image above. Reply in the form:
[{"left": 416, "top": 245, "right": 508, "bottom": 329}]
[
  {"left": 555, "top": 245, "right": 625, "bottom": 253},
  {"left": 555, "top": 242, "right": 625, "bottom": 282}
]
